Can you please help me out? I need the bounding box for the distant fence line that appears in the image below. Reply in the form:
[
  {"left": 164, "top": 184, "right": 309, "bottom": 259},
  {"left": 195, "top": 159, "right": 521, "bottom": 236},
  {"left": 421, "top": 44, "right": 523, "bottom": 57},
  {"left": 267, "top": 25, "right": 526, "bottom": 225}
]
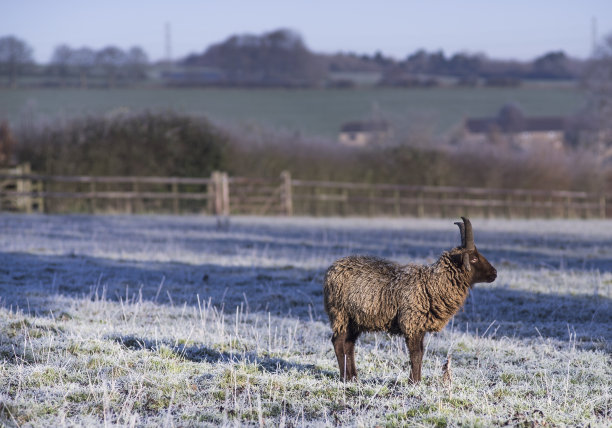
[{"left": 0, "top": 167, "right": 608, "bottom": 219}]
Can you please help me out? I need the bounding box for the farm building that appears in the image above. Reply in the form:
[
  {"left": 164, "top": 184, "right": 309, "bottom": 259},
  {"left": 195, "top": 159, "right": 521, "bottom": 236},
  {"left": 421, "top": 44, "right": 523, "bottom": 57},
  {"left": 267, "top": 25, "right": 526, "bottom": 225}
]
[
  {"left": 338, "top": 120, "right": 392, "bottom": 147},
  {"left": 462, "top": 104, "right": 568, "bottom": 150}
]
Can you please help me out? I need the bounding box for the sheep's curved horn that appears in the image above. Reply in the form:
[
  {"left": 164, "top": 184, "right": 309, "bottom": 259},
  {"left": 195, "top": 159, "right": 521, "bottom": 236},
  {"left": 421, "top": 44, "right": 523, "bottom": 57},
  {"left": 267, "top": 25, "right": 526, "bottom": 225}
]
[
  {"left": 454, "top": 222, "right": 465, "bottom": 247},
  {"left": 462, "top": 217, "right": 475, "bottom": 250}
]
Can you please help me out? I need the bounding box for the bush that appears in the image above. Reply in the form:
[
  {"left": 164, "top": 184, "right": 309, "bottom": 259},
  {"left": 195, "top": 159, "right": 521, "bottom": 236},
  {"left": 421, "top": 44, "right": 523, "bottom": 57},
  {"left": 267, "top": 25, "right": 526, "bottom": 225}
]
[
  {"left": 17, "top": 111, "right": 228, "bottom": 177},
  {"left": 14, "top": 111, "right": 607, "bottom": 194},
  {"left": 223, "top": 125, "right": 606, "bottom": 192}
]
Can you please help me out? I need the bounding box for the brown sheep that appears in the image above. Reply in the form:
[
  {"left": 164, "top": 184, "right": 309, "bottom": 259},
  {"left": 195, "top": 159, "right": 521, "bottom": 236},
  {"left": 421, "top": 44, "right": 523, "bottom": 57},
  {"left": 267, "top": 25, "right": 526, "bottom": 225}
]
[{"left": 323, "top": 217, "right": 497, "bottom": 383}]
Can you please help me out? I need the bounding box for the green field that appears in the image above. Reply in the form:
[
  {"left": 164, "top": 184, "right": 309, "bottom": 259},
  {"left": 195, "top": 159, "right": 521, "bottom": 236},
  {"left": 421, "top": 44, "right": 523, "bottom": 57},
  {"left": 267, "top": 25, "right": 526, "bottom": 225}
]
[{"left": 0, "top": 85, "right": 585, "bottom": 138}]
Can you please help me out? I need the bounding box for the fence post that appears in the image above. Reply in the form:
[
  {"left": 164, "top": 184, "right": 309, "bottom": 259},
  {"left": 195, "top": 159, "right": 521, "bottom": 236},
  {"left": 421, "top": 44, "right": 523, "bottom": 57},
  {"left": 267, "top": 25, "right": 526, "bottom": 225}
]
[
  {"left": 125, "top": 179, "right": 133, "bottom": 214},
  {"left": 280, "top": 170, "right": 293, "bottom": 216},
  {"left": 393, "top": 189, "right": 400, "bottom": 217},
  {"left": 208, "top": 171, "right": 217, "bottom": 214},
  {"left": 440, "top": 193, "right": 446, "bottom": 219},
  {"left": 213, "top": 172, "right": 222, "bottom": 215},
  {"left": 171, "top": 179, "right": 179, "bottom": 214},
  {"left": 33, "top": 176, "right": 44, "bottom": 213},
  {"left": 547, "top": 195, "right": 553, "bottom": 219},
  {"left": 221, "top": 172, "right": 230, "bottom": 216},
  {"left": 133, "top": 180, "right": 143, "bottom": 214},
  {"left": 505, "top": 194, "right": 512, "bottom": 219},
  {"left": 526, "top": 194, "right": 532, "bottom": 219},
  {"left": 16, "top": 163, "right": 32, "bottom": 213},
  {"left": 90, "top": 181, "right": 97, "bottom": 213},
  {"left": 417, "top": 191, "right": 424, "bottom": 218}
]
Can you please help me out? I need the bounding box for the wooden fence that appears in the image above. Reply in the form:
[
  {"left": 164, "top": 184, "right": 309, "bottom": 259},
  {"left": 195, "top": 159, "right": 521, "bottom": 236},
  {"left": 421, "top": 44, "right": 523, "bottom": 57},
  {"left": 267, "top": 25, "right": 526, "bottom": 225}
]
[
  {"left": 0, "top": 168, "right": 608, "bottom": 218},
  {"left": 0, "top": 164, "right": 44, "bottom": 213}
]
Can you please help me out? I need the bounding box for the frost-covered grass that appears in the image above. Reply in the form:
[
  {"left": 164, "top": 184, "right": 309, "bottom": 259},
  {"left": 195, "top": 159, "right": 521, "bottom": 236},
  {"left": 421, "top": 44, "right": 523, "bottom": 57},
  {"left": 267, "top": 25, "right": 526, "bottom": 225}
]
[{"left": 0, "top": 214, "right": 610, "bottom": 427}]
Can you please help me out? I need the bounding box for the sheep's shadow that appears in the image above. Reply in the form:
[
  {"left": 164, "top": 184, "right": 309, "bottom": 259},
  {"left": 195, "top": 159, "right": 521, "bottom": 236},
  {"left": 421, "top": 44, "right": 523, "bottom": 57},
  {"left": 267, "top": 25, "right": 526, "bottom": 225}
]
[
  {"left": 2, "top": 251, "right": 611, "bottom": 346},
  {"left": 0, "top": 251, "right": 325, "bottom": 321},
  {"left": 110, "top": 334, "right": 337, "bottom": 379}
]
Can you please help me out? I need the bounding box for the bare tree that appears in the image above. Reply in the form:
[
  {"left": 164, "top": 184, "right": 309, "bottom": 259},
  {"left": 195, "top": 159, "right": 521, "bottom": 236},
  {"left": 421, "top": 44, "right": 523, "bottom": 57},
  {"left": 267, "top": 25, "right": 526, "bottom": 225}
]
[
  {"left": 582, "top": 32, "right": 612, "bottom": 146},
  {"left": 0, "top": 35, "right": 34, "bottom": 87},
  {"left": 50, "top": 44, "right": 73, "bottom": 86},
  {"left": 125, "top": 46, "right": 149, "bottom": 83},
  {"left": 70, "top": 47, "right": 95, "bottom": 88},
  {"left": 96, "top": 46, "right": 128, "bottom": 88},
  {"left": 50, "top": 44, "right": 149, "bottom": 87},
  {"left": 0, "top": 121, "right": 16, "bottom": 165}
]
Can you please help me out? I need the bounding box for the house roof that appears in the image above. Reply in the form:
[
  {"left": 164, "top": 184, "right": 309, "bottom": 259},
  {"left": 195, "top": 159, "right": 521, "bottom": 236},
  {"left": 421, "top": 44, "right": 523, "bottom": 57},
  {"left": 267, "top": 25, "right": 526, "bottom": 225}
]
[
  {"left": 465, "top": 103, "right": 575, "bottom": 134},
  {"left": 465, "top": 116, "right": 569, "bottom": 134},
  {"left": 465, "top": 118, "right": 498, "bottom": 133},
  {"left": 340, "top": 120, "right": 390, "bottom": 133}
]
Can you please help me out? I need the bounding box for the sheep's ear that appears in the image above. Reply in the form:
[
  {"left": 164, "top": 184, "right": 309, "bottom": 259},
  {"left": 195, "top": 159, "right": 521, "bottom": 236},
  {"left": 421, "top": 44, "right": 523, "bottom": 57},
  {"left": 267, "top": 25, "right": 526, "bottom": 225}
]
[{"left": 462, "top": 253, "right": 471, "bottom": 271}]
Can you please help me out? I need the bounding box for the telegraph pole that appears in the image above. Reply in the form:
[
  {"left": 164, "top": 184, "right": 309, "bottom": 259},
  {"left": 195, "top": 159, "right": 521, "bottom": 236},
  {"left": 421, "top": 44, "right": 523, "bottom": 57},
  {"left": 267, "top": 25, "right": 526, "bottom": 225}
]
[{"left": 165, "top": 22, "right": 172, "bottom": 66}]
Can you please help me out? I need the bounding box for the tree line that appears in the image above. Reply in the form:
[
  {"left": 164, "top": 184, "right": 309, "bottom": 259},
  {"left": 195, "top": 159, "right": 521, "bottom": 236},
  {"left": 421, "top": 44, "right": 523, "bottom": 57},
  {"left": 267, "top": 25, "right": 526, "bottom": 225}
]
[
  {"left": 0, "top": 29, "right": 607, "bottom": 88},
  {"left": 378, "top": 50, "right": 581, "bottom": 87},
  {"left": 0, "top": 36, "right": 148, "bottom": 88},
  {"left": 49, "top": 45, "right": 148, "bottom": 88},
  {"left": 182, "top": 29, "right": 585, "bottom": 87}
]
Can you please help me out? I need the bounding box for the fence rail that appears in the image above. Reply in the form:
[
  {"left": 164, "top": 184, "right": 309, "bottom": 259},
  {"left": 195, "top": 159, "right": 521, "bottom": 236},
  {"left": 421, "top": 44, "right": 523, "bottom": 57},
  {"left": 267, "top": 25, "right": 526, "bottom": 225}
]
[{"left": 0, "top": 168, "right": 608, "bottom": 218}]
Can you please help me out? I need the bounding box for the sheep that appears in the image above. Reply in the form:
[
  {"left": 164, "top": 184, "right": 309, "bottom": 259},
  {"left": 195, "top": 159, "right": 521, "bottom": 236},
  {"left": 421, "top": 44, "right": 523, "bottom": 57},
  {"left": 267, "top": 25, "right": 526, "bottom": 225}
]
[{"left": 323, "top": 217, "right": 497, "bottom": 383}]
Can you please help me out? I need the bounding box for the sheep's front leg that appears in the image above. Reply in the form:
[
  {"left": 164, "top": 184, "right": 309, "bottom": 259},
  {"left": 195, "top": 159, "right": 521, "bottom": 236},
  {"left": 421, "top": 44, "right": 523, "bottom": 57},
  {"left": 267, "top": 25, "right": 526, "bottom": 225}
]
[{"left": 406, "top": 331, "right": 425, "bottom": 383}]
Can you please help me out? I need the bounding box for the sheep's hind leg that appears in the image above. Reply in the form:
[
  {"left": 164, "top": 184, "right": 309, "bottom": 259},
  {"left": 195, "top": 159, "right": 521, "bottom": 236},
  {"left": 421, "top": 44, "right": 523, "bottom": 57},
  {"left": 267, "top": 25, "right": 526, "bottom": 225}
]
[
  {"left": 343, "top": 322, "right": 360, "bottom": 380},
  {"left": 406, "top": 331, "right": 425, "bottom": 383},
  {"left": 332, "top": 331, "right": 348, "bottom": 380}
]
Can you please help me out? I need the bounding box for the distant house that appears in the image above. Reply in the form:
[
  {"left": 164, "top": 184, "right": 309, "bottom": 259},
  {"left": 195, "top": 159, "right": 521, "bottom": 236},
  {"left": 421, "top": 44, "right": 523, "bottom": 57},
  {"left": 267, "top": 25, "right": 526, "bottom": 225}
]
[
  {"left": 338, "top": 120, "right": 392, "bottom": 147},
  {"left": 463, "top": 104, "right": 568, "bottom": 150}
]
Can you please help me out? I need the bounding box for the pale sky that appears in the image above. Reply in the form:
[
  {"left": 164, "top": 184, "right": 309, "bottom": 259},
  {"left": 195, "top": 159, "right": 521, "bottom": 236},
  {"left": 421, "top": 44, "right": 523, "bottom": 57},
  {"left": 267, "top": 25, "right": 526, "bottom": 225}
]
[{"left": 4, "top": 0, "right": 612, "bottom": 63}]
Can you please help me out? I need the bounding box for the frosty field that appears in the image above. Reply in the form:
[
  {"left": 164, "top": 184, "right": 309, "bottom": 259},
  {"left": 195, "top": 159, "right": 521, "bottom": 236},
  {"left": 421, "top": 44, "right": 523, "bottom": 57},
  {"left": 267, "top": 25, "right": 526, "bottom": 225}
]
[{"left": 0, "top": 214, "right": 610, "bottom": 427}]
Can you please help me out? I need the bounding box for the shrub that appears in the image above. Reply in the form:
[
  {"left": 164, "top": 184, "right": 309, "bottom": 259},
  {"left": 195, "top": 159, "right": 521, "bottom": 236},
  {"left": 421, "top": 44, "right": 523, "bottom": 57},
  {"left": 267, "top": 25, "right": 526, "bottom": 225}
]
[
  {"left": 14, "top": 111, "right": 607, "bottom": 193},
  {"left": 16, "top": 111, "right": 228, "bottom": 177}
]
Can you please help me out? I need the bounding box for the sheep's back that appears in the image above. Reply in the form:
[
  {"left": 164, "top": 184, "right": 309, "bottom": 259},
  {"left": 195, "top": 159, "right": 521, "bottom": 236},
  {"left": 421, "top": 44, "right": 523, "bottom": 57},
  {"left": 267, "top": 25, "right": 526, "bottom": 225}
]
[{"left": 324, "top": 255, "right": 404, "bottom": 333}]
